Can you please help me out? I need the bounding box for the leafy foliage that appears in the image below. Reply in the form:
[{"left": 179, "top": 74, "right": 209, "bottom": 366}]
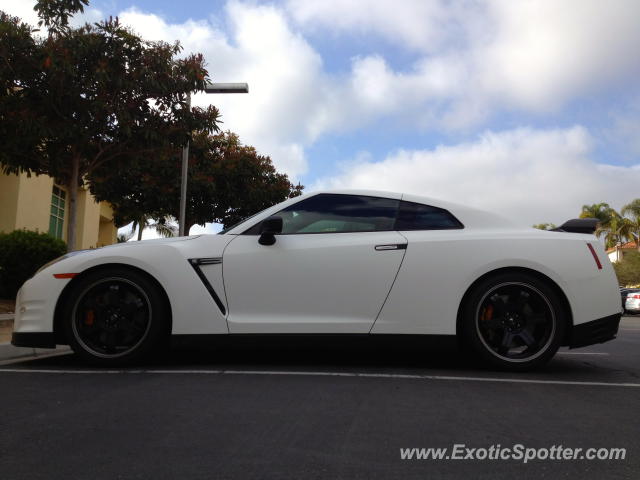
[
  {"left": 579, "top": 202, "right": 637, "bottom": 249},
  {"left": 579, "top": 203, "right": 614, "bottom": 224},
  {"left": 0, "top": 2, "right": 219, "bottom": 250},
  {"left": 532, "top": 223, "right": 556, "bottom": 231},
  {"left": 90, "top": 131, "right": 303, "bottom": 232},
  {"left": 0, "top": 230, "right": 67, "bottom": 298},
  {"left": 35, "top": 0, "right": 89, "bottom": 33},
  {"left": 613, "top": 251, "right": 640, "bottom": 287},
  {"left": 621, "top": 199, "right": 640, "bottom": 250}
]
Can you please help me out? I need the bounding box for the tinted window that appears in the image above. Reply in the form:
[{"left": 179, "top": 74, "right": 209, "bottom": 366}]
[
  {"left": 245, "top": 194, "right": 400, "bottom": 234},
  {"left": 395, "top": 201, "right": 463, "bottom": 230}
]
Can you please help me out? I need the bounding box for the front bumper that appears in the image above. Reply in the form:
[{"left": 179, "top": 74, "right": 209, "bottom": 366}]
[
  {"left": 12, "top": 332, "right": 56, "bottom": 348},
  {"left": 569, "top": 313, "right": 621, "bottom": 348}
]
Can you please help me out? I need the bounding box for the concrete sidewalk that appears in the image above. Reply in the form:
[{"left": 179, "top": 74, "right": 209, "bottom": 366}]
[{"left": 0, "top": 315, "right": 14, "bottom": 343}]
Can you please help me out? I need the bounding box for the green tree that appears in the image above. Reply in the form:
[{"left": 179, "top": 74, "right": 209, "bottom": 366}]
[
  {"left": 621, "top": 199, "right": 640, "bottom": 251},
  {"left": 132, "top": 215, "right": 178, "bottom": 241},
  {"left": 579, "top": 203, "right": 624, "bottom": 247},
  {"left": 90, "top": 131, "right": 303, "bottom": 233},
  {"left": 613, "top": 250, "right": 640, "bottom": 286},
  {"left": 0, "top": 1, "right": 219, "bottom": 251},
  {"left": 0, "top": 230, "right": 67, "bottom": 298},
  {"left": 601, "top": 211, "right": 633, "bottom": 249}
]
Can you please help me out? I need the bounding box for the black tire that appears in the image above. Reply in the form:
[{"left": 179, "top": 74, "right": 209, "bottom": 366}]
[
  {"left": 461, "top": 272, "right": 566, "bottom": 371},
  {"left": 62, "top": 267, "right": 169, "bottom": 366}
]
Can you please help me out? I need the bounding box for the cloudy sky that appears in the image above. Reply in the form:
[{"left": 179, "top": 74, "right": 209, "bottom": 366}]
[{"left": 4, "top": 0, "right": 640, "bottom": 233}]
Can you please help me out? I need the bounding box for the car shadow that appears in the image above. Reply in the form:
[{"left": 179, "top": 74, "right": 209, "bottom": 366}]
[{"left": 10, "top": 335, "right": 622, "bottom": 379}]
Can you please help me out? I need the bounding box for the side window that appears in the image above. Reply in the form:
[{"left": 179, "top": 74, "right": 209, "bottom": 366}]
[
  {"left": 395, "top": 201, "right": 463, "bottom": 230},
  {"left": 245, "top": 194, "right": 400, "bottom": 234}
]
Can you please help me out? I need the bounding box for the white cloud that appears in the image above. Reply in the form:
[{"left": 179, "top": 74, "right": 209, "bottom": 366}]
[
  {"left": 0, "top": 1, "right": 40, "bottom": 26},
  {"left": 288, "top": 0, "right": 640, "bottom": 120},
  {"left": 117, "top": 2, "right": 327, "bottom": 179},
  {"left": 312, "top": 126, "right": 640, "bottom": 227},
  {"left": 287, "top": 0, "right": 469, "bottom": 53}
]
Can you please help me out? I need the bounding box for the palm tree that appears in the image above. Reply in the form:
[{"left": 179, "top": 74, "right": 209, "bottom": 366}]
[
  {"left": 152, "top": 216, "right": 179, "bottom": 238},
  {"left": 579, "top": 202, "right": 614, "bottom": 242},
  {"left": 133, "top": 215, "right": 178, "bottom": 241},
  {"left": 603, "top": 213, "right": 633, "bottom": 249},
  {"left": 117, "top": 231, "right": 134, "bottom": 243},
  {"left": 621, "top": 199, "right": 640, "bottom": 251}
]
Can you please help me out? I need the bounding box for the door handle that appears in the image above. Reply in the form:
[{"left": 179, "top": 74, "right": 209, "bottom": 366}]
[{"left": 375, "top": 244, "right": 407, "bottom": 251}]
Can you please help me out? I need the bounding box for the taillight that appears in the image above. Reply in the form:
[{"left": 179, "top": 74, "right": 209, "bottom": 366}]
[
  {"left": 631, "top": 294, "right": 640, "bottom": 300},
  {"left": 586, "top": 243, "right": 602, "bottom": 270}
]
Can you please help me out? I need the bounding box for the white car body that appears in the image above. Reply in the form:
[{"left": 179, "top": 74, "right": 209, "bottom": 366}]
[{"left": 13, "top": 190, "right": 621, "bottom": 362}]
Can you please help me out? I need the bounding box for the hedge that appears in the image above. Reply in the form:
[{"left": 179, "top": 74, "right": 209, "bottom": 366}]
[
  {"left": 0, "top": 230, "right": 67, "bottom": 299},
  {"left": 613, "top": 250, "right": 640, "bottom": 287}
]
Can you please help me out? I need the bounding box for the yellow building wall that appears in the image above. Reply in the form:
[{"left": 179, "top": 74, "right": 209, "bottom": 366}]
[
  {"left": 98, "top": 202, "right": 118, "bottom": 247},
  {"left": 76, "top": 188, "right": 101, "bottom": 249},
  {"left": 17, "top": 174, "right": 57, "bottom": 238},
  {"left": 0, "top": 174, "right": 20, "bottom": 234},
  {"left": 1, "top": 172, "right": 56, "bottom": 238},
  {"left": 0, "top": 172, "right": 117, "bottom": 250}
]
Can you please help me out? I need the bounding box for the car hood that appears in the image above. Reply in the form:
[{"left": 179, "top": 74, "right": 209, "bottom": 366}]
[{"left": 100, "top": 235, "right": 203, "bottom": 249}]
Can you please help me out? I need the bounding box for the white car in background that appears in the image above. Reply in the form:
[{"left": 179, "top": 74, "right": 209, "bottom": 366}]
[
  {"left": 625, "top": 291, "right": 640, "bottom": 314},
  {"left": 12, "top": 190, "right": 621, "bottom": 370}
]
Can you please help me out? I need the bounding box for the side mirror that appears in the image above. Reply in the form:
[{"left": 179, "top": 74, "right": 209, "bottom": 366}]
[{"left": 258, "top": 216, "right": 283, "bottom": 246}]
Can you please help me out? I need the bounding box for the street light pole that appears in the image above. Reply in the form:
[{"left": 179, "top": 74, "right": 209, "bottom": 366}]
[
  {"left": 178, "top": 93, "right": 191, "bottom": 238},
  {"left": 178, "top": 82, "right": 249, "bottom": 237}
]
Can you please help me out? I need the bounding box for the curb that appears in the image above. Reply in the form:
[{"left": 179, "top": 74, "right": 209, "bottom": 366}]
[{"left": 0, "top": 342, "right": 71, "bottom": 362}]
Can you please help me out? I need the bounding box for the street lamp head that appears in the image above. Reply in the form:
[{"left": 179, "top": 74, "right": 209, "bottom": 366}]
[{"left": 204, "top": 82, "right": 249, "bottom": 94}]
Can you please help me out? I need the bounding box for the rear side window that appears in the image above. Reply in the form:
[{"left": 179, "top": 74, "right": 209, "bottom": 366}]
[{"left": 395, "top": 201, "right": 463, "bottom": 230}]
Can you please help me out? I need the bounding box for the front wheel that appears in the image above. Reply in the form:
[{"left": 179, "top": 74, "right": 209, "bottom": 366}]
[
  {"left": 461, "top": 272, "right": 566, "bottom": 371},
  {"left": 63, "top": 267, "right": 169, "bottom": 366}
]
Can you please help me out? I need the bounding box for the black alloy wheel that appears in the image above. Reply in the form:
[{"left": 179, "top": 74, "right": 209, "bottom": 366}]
[
  {"left": 462, "top": 272, "right": 566, "bottom": 370},
  {"left": 63, "top": 267, "right": 169, "bottom": 366}
]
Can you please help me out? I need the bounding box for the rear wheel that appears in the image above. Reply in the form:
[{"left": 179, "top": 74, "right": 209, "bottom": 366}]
[
  {"left": 461, "top": 272, "right": 566, "bottom": 371},
  {"left": 63, "top": 267, "right": 169, "bottom": 366}
]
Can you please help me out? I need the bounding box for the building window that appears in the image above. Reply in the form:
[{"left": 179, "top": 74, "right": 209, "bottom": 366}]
[{"left": 49, "top": 186, "right": 66, "bottom": 239}]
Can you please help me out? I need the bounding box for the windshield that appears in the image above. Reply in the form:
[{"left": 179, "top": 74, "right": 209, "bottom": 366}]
[{"left": 217, "top": 210, "right": 265, "bottom": 235}]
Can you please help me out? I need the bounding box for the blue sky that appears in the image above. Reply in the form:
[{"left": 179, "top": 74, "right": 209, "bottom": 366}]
[{"left": 3, "top": 0, "right": 640, "bottom": 233}]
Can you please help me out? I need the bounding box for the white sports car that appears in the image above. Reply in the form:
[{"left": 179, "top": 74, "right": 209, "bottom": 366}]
[{"left": 12, "top": 190, "right": 621, "bottom": 370}]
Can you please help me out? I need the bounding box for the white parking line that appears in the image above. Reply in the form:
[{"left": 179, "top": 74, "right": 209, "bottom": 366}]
[
  {"left": 557, "top": 352, "right": 609, "bottom": 356},
  {"left": 0, "top": 367, "right": 639, "bottom": 388}
]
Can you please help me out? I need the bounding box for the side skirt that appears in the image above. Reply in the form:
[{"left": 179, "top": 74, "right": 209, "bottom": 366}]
[{"left": 170, "top": 333, "right": 459, "bottom": 351}]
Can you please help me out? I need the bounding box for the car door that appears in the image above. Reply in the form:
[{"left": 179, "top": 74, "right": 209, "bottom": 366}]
[{"left": 222, "top": 194, "right": 407, "bottom": 333}]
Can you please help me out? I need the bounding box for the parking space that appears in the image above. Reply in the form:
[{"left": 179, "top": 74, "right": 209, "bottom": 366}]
[{"left": 0, "top": 316, "right": 638, "bottom": 479}]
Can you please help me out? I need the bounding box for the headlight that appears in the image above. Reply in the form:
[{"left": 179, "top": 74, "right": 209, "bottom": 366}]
[{"left": 36, "top": 250, "right": 90, "bottom": 275}]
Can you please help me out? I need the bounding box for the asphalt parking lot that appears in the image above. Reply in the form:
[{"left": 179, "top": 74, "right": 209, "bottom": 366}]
[{"left": 1, "top": 316, "right": 639, "bottom": 480}]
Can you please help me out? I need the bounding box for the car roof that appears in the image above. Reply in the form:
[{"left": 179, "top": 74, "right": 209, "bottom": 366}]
[
  {"left": 313, "top": 189, "right": 514, "bottom": 229},
  {"left": 224, "top": 189, "right": 515, "bottom": 234}
]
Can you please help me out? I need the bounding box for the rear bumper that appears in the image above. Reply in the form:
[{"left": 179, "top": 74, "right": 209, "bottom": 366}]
[
  {"left": 569, "top": 313, "right": 621, "bottom": 349},
  {"left": 11, "top": 332, "right": 56, "bottom": 349}
]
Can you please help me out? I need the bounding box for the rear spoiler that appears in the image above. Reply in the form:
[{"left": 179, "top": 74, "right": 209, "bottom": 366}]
[{"left": 551, "top": 218, "right": 599, "bottom": 234}]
